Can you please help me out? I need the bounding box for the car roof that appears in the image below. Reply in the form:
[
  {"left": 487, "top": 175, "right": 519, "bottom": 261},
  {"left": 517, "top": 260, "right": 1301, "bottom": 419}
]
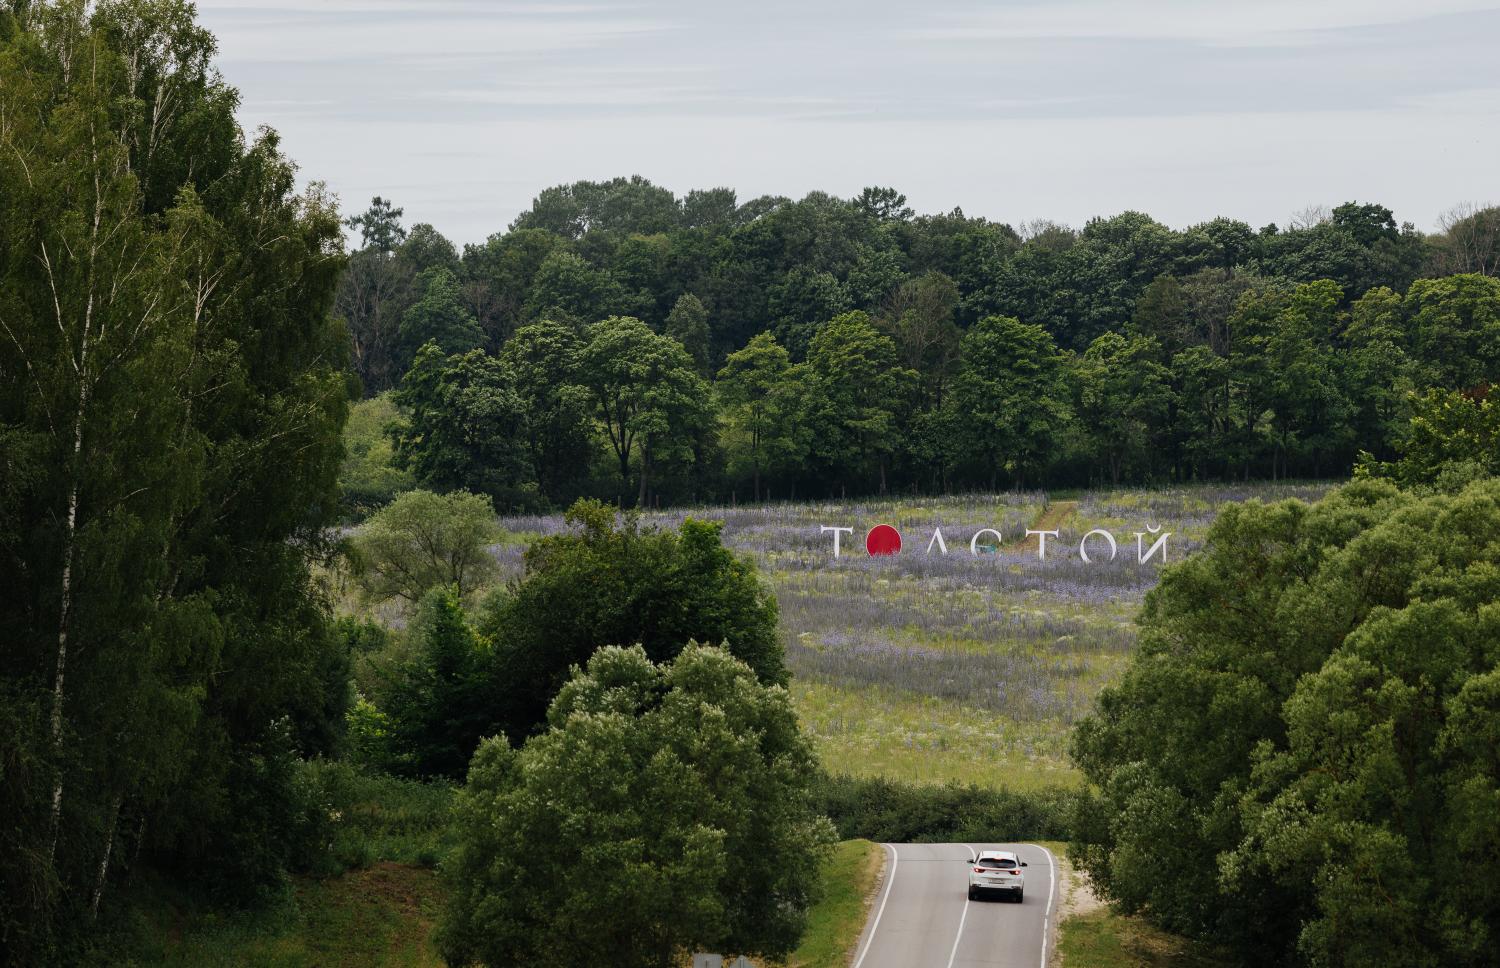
[{"left": 977, "top": 850, "right": 1018, "bottom": 861}]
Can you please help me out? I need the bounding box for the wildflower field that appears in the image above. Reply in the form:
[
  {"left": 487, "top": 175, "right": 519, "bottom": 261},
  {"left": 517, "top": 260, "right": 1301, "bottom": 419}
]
[{"left": 498, "top": 483, "right": 1331, "bottom": 788}]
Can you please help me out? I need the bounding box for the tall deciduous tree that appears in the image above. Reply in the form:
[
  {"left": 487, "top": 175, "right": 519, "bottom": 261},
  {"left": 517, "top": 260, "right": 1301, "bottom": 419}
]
[
  {"left": 500, "top": 320, "right": 594, "bottom": 505},
  {"left": 440, "top": 644, "right": 834, "bottom": 968},
  {"left": 0, "top": 0, "right": 350, "bottom": 946},
  {"left": 805, "top": 311, "right": 916, "bottom": 493},
  {"left": 946, "top": 315, "right": 1069, "bottom": 489},
  {"left": 579, "top": 316, "right": 708, "bottom": 506},
  {"left": 391, "top": 342, "right": 530, "bottom": 503},
  {"left": 398, "top": 266, "right": 485, "bottom": 369},
  {"left": 1403, "top": 273, "right": 1500, "bottom": 390},
  {"left": 663, "top": 292, "right": 711, "bottom": 376},
  {"left": 1073, "top": 332, "right": 1173, "bottom": 484},
  {"left": 716, "top": 333, "right": 810, "bottom": 501}
]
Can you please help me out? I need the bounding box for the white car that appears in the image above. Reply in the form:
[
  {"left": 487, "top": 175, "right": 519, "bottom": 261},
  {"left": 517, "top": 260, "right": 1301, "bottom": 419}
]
[{"left": 968, "top": 850, "right": 1027, "bottom": 901}]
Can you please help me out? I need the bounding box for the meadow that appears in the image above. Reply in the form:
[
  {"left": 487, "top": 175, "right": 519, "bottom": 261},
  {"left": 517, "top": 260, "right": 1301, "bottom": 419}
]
[{"left": 496, "top": 482, "right": 1333, "bottom": 788}]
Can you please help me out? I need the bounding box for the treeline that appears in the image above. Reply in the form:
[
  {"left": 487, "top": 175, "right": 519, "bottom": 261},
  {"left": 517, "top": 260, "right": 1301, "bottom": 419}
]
[{"left": 339, "top": 184, "right": 1500, "bottom": 509}]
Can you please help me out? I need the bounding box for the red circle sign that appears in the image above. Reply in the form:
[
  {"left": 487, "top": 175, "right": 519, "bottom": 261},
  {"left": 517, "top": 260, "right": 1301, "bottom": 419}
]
[{"left": 866, "top": 524, "right": 901, "bottom": 556}]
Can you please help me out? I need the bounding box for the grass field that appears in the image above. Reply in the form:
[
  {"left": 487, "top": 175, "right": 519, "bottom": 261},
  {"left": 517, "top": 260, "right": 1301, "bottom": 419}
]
[{"left": 498, "top": 483, "right": 1331, "bottom": 787}]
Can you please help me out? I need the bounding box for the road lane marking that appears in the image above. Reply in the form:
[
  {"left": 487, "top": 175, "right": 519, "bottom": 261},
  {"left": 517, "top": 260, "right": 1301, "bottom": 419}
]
[
  {"left": 944, "top": 891, "right": 972, "bottom": 968},
  {"left": 947, "top": 846, "right": 976, "bottom": 968},
  {"left": 851, "top": 843, "right": 898, "bottom": 968},
  {"left": 1023, "top": 843, "right": 1057, "bottom": 968}
]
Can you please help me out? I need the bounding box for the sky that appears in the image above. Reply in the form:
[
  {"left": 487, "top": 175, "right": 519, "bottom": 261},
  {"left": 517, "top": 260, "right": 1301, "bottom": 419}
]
[{"left": 194, "top": 0, "right": 1500, "bottom": 245}]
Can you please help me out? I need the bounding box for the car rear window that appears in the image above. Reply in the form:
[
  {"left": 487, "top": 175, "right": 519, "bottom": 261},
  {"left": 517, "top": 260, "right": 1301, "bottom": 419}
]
[{"left": 978, "top": 858, "right": 1017, "bottom": 869}]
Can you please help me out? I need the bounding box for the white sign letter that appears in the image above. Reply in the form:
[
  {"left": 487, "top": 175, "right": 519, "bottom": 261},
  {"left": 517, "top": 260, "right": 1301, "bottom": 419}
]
[
  {"left": 969, "top": 528, "right": 1003, "bottom": 555},
  {"left": 926, "top": 527, "right": 949, "bottom": 555},
  {"left": 821, "top": 526, "right": 854, "bottom": 558},
  {"left": 1026, "top": 529, "right": 1059, "bottom": 560},
  {"left": 1133, "top": 525, "right": 1171, "bottom": 564},
  {"left": 1078, "top": 528, "right": 1118, "bottom": 564}
]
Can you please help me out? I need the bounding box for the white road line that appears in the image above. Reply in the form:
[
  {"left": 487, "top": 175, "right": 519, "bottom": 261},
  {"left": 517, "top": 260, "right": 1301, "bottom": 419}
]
[
  {"left": 1023, "top": 843, "right": 1058, "bottom": 968},
  {"left": 944, "top": 892, "right": 972, "bottom": 968},
  {"left": 851, "top": 843, "right": 898, "bottom": 968}
]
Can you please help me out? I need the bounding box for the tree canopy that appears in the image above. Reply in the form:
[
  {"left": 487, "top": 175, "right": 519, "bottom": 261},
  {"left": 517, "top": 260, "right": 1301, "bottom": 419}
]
[
  {"left": 336, "top": 176, "right": 1500, "bottom": 506},
  {"left": 0, "top": 0, "right": 351, "bottom": 952},
  {"left": 1071, "top": 478, "right": 1500, "bottom": 966},
  {"left": 483, "top": 499, "right": 784, "bottom": 740},
  {"left": 438, "top": 644, "right": 834, "bottom": 968}
]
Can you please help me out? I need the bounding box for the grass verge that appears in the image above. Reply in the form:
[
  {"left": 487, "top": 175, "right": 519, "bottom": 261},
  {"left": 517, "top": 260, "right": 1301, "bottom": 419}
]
[
  {"left": 119, "top": 864, "right": 443, "bottom": 968},
  {"left": 1056, "top": 908, "right": 1231, "bottom": 968},
  {"left": 789, "top": 839, "right": 883, "bottom": 968}
]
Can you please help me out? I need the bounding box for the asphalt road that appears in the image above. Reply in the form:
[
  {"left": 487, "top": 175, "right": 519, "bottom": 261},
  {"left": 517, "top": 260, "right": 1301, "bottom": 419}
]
[{"left": 850, "top": 843, "right": 1057, "bottom": 968}]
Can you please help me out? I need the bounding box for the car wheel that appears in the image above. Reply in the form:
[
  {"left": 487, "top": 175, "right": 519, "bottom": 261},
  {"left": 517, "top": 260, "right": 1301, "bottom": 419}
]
[
  {"left": 968, "top": 886, "right": 977, "bottom": 901},
  {"left": 1015, "top": 890, "right": 1024, "bottom": 902}
]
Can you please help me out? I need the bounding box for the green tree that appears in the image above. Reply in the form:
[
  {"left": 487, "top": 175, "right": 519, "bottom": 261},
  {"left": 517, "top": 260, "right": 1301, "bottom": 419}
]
[
  {"left": 0, "top": 0, "right": 350, "bottom": 945},
  {"left": 346, "top": 195, "right": 408, "bottom": 253},
  {"left": 459, "top": 228, "right": 564, "bottom": 344},
  {"left": 439, "top": 644, "right": 835, "bottom": 968},
  {"left": 663, "top": 292, "right": 711, "bottom": 375},
  {"left": 339, "top": 392, "right": 416, "bottom": 517},
  {"left": 500, "top": 320, "right": 594, "bottom": 504},
  {"left": 769, "top": 267, "right": 851, "bottom": 360},
  {"left": 1357, "top": 388, "right": 1500, "bottom": 489},
  {"left": 1073, "top": 332, "right": 1173, "bottom": 483},
  {"left": 946, "top": 315, "right": 1069, "bottom": 489},
  {"left": 351, "top": 489, "right": 502, "bottom": 605},
  {"left": 524, "top": 249, "right": 627, "bottom": 323},
  {"left": 878, "top": 270, "right": 962, "bottom": 405},
  {"left": 804, "top": 311, "right": 916, "bottom": 493},
  {"left": 716, "top": 333, "right": 810, "bottom": 501},
  {"left": 1403, "top": 273, "right": 1500, "bottom": 389},
  {"left": 380, "top": 588, "right": 495, "bottom": 778},
  {"left": 337, "top": 198, "right": 417, "bottom": 393},
  {"left": 1237, "top": 280, "right": 1352, "bottom": 477},
  {"left": 1343, "top": 286, "right": 1417, "bottom": 459},
  {"left": 483, "top": 499, "right": 784, "bottom": 739},
  {"left": 579, "top": 316, "right": 709, "bottom": 506},
  {"left": 1168, "top": 344, "right": 1235, "bottom": 478},
  {"left": 1071, "top": 479, "right": 1500, "bottom": 966},
  {"left": 398, "top": 266, "right": 485, "bottom": 369},
  {"left": 391, "top": 343, "right": 530, "bottom": 502}
]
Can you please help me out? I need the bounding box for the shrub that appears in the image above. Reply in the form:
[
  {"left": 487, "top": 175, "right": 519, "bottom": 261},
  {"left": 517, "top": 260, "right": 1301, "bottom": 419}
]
[{"left": 812, "top": 774, "right": 1075, "bottom": 844}]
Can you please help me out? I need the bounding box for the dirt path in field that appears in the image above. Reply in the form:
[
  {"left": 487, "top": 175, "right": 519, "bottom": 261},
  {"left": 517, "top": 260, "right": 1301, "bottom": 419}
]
[{"left": 1009, "top": 500, "right": 1078, "bottom": 552}]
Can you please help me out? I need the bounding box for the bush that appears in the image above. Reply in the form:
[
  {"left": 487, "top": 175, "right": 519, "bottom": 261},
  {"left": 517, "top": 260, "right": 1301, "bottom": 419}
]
[
  {"left": 297, "top": 760, "right": 457, "bottom": 873},
  {"left": 338, "top": 393, "right": 415, "bottom": 519},
  {"left": 349, "top": 489, "right": 502, "bottom": 605},
  {"left": 812, "top": 774, "right": 1075, "bottom": 844},
  {"left": 483, "top": 499, "right": 784, "bottom": 740}
]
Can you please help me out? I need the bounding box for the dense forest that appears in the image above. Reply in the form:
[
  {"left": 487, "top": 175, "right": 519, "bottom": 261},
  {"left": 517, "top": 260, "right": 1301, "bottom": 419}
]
[{"left": 339, "top": 181, "right": 1500, "bottom": 510}]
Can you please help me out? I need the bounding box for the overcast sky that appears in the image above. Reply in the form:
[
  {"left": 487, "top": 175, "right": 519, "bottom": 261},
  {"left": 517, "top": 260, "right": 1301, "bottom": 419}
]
[{"left": 195, "top": 0, "right": 1500, "bottom": 244}]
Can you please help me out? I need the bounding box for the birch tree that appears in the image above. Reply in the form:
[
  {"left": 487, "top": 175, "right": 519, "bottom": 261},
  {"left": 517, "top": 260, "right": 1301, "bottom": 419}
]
[{"left": 0, "top": 0, "right": 349, "bottom": 951}]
